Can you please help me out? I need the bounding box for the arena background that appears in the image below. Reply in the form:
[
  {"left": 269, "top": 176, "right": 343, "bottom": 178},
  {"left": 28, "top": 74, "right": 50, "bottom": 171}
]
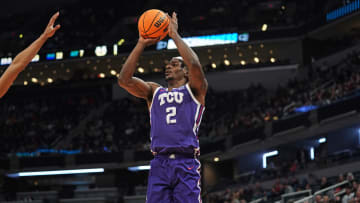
[{"left": 1, "top": 0, "right": 360, "bottom": 202}]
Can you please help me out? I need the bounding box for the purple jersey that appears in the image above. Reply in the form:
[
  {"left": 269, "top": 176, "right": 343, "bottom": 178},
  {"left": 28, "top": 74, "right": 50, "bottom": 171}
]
[{"left": 149, "top": 83, "right": 205, "bottom": 154}]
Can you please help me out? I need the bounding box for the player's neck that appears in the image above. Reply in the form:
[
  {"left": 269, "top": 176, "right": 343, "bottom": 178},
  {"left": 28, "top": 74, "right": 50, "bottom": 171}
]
[{"left": 167, "top": 79, "right": 186, "bottom": 91}]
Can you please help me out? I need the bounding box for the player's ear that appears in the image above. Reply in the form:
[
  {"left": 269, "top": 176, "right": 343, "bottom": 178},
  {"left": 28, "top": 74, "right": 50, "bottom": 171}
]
[{"left": 183, "top": 66, "right": 189, "bottom": 77}]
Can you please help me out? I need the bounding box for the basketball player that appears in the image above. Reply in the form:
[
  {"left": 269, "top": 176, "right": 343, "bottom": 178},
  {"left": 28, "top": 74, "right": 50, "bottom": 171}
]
[
  {"left": 0, "top": 12, "right": 60, "bottom": 99},
  {"left": 118, "top": 12, "right": 207, "bottom": 203}
]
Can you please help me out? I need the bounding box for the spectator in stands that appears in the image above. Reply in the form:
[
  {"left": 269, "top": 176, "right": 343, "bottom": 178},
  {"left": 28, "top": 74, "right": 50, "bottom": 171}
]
[
  {"left": 342, "top": 186, "right": 354, "bottom": 203},
  {"left": 335, "top": 174, "right": 345, "bottom": 193},
  {"left": 323, "top": 195, "right": 330, "bottom": 203},
  {"left": 315, "top": 194, "right": 323, "bottom": 203},
  {"left": 350, "top": 187, "right": 360, "bottom": 202},
  {"left": 347, "top": 172, "right": 355, "bottom": 182},
  {"left": 231, "top": 191, "right": 240, "bottom": 203},
  {"left": 284, "top": 180, "right": 295, "bottom": 194},
  {"left": 271, "top": 179, "right": 284, "bottom": 198},
  {"left": 252, "top": 182, "right": 264, "bottom": 199},
  {"left": 352, "top": 181, "right": 358, "bottom": 193},
  {"left": 320, "top": 176, "right": 331, "bottom": 189}
]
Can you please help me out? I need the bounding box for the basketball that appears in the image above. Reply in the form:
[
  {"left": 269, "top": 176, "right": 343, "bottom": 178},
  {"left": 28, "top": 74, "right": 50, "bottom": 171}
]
[{"left": 138, "top": 9, "right": 170, "bottom": 40}]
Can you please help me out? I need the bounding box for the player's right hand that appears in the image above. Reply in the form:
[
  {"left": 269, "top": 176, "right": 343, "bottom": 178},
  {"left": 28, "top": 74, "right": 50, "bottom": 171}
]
[
  {"left": 42, "top": 12, "right": 61, "bottom": 38},
  {"left": 138, "top": 34, "right": 160, "bottom": 47}
]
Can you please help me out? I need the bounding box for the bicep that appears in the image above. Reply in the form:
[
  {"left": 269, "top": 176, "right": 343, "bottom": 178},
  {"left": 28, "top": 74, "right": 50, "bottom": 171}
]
[{"left": 118, "top": 76, "right": 158, "bottom": 100}]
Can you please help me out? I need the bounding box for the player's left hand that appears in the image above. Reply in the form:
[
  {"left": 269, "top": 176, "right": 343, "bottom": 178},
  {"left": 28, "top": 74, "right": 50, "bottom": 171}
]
[
  {"left": 42, "top": 12, "right": 61, "bottom": 38},
  {"left": 167, "top": 12, "right": 179, "bottom": 39}
]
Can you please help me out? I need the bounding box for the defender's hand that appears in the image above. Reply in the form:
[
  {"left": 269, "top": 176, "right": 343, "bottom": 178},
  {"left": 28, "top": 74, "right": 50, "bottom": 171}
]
[{"left": 43, "top": 12, "right": 61, "bottom": 38}]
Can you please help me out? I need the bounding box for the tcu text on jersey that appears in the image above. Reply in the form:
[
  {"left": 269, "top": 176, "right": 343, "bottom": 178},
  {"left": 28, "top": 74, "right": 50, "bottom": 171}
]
[{"left": 158, "top": 92, "right": 184, "bottom": 106}]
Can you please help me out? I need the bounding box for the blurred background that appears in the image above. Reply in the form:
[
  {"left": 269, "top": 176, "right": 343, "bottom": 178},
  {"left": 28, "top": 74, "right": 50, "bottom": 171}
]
[{"left": 1, "top": 0, "right": 360, "bottom": 202}]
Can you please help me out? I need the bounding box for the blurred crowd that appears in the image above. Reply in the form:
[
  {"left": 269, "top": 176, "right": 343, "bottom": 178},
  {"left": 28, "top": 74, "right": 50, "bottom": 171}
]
[
  {"left": 206, "top": 172, "right": 360, "bottom": 203},
  {"left": 60, "top": 50, "right": 360, "bottom": 154},
  {"left": 200, "top": 50, "right": 360, "bottom": 142},
  {"left": 1, "top": 50, "right": 360, "bottom": 155},
  {"left": 0, "top": 85, "right": 107, "bottom": 157}
]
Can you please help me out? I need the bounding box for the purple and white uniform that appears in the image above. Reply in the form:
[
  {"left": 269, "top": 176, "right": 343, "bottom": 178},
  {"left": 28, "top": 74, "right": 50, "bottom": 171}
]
[{"left": 146, "top": 83, "right": 204, "bottom": 203}]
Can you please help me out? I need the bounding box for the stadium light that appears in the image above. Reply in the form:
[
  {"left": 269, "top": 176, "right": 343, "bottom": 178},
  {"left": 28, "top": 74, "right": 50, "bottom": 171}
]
[
  {"left": 318, "top": 137, "right": 326, "bottom": 143},
  {"left": 211, "top": 62, "right": 217, "bottom": 69},
  {"left": 167, "top": 33, "right": 239, "bottom": 49},
  {"left": 31, "top": 54, "right": 40, "bottom": 62},
  {"left": 110, "top": 70, "right": 117, "bottom": 75},
  {"left": 1, "top": 57, "right": 12, "bottom": 65},
  {"left": 118, "top": 39, "right": 125, "bottom": 46},
  {"left": 7, "top": 168, "right": 104, "bottom": 177},
  {"left": 138, "top": 67, "right": 145, "bottom": 73},
  {"left": 79, "top": 49, "right": 85, "bottom": 57},
  {"left": 70, "top": 50, "right": 79, "bottom": 58},
  {"left": 98, "top": 73, "right": 105, "bottom": 78},
  {"left": 128, "top": 165, "right": 151, "bottom": 172},
  {"left": 31, "top": 78, "right": 38, "bottom": 83},
  {"left": 310, "top": 147, "right": 315, "bottom": 160},
  {"left": 113, "top": 44, "right": 118, "bottom": 56},
  {"left": 46, "top": 53, "right": 55, "bottom": 60},
  {"left": 261, "top": 24, "right": 268, "bottom": 32},
  {"left": 95, "top": 45, "right": 107, "bottom": 57},
  {"left": 262, "top": 150, "right": 278, "bottom": 168},
  {"left": 56, "top": 52, "right": 63, "bottom": 60}
]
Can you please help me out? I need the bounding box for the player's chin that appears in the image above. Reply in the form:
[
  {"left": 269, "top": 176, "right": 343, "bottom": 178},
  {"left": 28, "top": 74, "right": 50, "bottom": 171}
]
[{"left": 165, "top": 76, "right": 173, "bottom": 82}]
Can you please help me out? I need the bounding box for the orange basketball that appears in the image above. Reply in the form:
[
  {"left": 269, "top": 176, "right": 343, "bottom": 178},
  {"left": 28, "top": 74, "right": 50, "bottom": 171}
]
[{"left": 138, "top": 9, "right": 169, "bottom": 40}]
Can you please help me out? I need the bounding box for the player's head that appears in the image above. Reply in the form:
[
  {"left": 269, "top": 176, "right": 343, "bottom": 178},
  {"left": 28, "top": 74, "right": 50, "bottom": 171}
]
[{"left": 165, "top": 56, "right": 188, "bottom": 83}]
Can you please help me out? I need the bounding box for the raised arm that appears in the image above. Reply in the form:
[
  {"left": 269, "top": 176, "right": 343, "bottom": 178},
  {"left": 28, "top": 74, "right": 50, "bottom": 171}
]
[
  {"left": 167, "top": 12, "right": 208, "bottom": 105},
  {"left": 117, "top": 35, "right": 160, "bottom": 103},
  {"left": 0, "top": 12, "right": 61, "bottom": 99}
]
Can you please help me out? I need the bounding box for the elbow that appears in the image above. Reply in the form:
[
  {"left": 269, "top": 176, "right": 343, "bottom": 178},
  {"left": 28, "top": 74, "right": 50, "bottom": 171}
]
[
  {"left": 117, "top": 74, "right": 129, "bottom": 87},
  {"left": 117, "top": 77, "right": 127, "bottom": 87}
]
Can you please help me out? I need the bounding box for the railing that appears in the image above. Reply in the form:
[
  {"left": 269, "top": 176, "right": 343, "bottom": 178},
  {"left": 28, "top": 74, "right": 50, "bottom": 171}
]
[
  {"left": 60, "top": 197, "right": 107, "bottom": 203},
  {"left": 123, "top": 195, "right": 146, "bottom": 203},
  {"left": 249, "top": 197, "right": 266, "bottom": 203},
  {"left": 293, "top": 180, "right": 349, "bottom": 203},
  {"left": 313, "top": 180, "right": 349, "bottom": 196},
  {"left": 17, "top": 191, "right": 57, "bottom": 201},
  {"left": 294, "top": 196, "right": 313, "bottom": 203},
  {"left": 281, "top": 189, "right": 312, "bottom": 203}
]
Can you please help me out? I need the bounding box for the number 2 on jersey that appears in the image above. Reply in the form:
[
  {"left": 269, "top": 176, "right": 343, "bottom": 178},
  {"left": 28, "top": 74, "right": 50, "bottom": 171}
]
[{"left": 166, "top": 107, "right": 176, "bottom": 124}]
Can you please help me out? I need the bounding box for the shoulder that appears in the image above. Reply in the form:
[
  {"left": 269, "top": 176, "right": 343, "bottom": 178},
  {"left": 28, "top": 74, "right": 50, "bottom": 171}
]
[
  {"left": 147, "top": 82, "right": 161, "bottom": 89},
  {"left": 147, "top": 82, "right": 161, "bottom": 94}
]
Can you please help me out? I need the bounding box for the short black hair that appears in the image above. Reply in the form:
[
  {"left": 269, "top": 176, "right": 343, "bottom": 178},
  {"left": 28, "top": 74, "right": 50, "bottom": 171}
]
[
  {"left": 178, "top": 59, "right": 186, "bottom": 69},
  {"left": 173, "top": 57, "right": 186, "bottom": 69}
]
